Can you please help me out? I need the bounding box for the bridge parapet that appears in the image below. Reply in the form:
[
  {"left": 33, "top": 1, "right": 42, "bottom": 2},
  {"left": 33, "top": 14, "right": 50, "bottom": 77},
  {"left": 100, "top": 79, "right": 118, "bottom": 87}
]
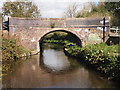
[{"left": 9, "top": 17, "right": 110, "bottom": 29}]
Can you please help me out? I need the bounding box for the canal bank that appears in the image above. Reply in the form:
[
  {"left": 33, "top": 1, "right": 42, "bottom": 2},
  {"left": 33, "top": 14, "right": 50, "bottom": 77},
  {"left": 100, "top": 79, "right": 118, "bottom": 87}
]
[
  {"left": 2, "top": 38, "right": 31, "bottom": 77},
  {"left": 64, "top": 43, "right": 120, "bottom": 81}
]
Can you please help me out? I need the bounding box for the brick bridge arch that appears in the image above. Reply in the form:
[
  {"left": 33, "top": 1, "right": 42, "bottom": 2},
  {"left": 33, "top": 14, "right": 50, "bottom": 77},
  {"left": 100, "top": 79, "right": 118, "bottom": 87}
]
[
  {"left": 8, "top": 17, "right": 110, "bottom": 54},
  {"left": 38, "top": 28, "right": 83, "bottom": 52}
]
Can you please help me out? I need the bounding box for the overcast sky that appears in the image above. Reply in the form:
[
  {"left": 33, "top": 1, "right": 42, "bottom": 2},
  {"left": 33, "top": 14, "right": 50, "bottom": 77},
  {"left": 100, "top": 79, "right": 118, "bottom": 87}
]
[{"left": 0, "top": 0, "right": 100, "bottom": 18}]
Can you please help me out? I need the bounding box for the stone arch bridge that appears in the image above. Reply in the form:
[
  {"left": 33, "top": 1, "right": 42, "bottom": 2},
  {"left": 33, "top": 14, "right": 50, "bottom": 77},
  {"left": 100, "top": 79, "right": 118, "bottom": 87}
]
[{"left": 8, "top": 17, "right": 110, "bottom": 53}]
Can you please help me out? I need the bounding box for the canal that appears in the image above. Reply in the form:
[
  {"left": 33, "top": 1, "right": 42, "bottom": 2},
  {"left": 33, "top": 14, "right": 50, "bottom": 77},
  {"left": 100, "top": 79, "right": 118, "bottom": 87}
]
[{"left": 2, "top": 43, "right": 119, "bottom": 88}]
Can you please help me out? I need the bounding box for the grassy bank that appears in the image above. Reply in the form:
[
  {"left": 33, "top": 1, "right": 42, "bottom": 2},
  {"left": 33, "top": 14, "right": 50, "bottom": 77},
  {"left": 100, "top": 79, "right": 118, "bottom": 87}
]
[
  {"left": 44, "top": 39, "right": 120, "bottom": 81},
  {"left": 1, "top": 38, "right": 30, "bottom": 76}
]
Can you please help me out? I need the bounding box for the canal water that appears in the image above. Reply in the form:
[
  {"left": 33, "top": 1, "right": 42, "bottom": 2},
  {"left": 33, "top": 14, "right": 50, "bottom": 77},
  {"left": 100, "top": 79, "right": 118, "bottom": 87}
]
[{"left": 2, "top": 43, "right": 119, "bottom": 88}]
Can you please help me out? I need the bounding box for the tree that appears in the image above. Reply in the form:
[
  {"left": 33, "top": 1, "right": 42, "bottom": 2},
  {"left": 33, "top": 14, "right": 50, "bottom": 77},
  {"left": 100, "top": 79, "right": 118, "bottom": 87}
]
[
  {"left": 76, "top": 2, "right": 110, "bottom": 18},
  {"left": 105, "top": 2, "right": 120, "bottom": 16},
  {"left": 104, "top": 2, "right": 120, "bottom": 26},
  {"left": 2, "top": 0, "right": 41, "bottom": 18},
  {"left": 63, "top": 3, "right": 78, "bottom": 18},
  {"left": 76, "top": 2, "right": 93, "bottom": 18}
]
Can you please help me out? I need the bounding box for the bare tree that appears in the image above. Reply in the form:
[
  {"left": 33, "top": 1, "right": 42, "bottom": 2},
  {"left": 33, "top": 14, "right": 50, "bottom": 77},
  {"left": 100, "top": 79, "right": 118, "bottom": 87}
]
[{"left": 63, "top": 3, "right": 79, "bottom": 18}]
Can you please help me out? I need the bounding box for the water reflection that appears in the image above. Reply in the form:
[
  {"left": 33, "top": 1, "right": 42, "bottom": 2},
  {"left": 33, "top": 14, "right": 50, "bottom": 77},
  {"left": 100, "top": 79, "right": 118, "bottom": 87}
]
[
  {"left": 40, "top": 43, "right": 80, "bottom": 73},
  {"left": 43, "top": 49, "right": 70, "bottom": 71}
]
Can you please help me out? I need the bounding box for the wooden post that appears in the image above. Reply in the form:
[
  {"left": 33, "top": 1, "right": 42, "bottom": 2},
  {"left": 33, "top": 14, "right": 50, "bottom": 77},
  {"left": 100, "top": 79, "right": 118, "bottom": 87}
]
[
  {"left": 108, "top": 17, "right": 111, "bottom": 36},
  {"left": 8, "top": 17, "right": 9, "bottom": 37},
  {"left": 2, "top": 14, "right": 3, "bottom": 36},
  {"left": 103, "top": 17, "right": 105, "bottom": 42}
]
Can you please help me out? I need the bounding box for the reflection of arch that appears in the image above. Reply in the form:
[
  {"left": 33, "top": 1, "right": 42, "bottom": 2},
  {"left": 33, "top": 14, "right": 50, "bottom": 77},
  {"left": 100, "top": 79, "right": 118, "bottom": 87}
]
[{"left": 38, "top": 28, "right": 82, "bottom": 51}]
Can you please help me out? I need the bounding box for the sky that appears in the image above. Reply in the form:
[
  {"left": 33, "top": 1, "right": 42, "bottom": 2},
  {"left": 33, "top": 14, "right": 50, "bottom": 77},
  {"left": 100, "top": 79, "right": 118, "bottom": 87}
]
[{"left": 0, "top": 0, "right": 100, "bottom": 18}]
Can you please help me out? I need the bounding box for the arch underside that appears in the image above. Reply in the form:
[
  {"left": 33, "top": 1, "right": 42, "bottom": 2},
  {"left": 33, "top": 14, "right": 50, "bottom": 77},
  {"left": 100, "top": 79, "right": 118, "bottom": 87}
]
[{"left": 39, "top": 29, "right": 82, "bottom": 47}]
